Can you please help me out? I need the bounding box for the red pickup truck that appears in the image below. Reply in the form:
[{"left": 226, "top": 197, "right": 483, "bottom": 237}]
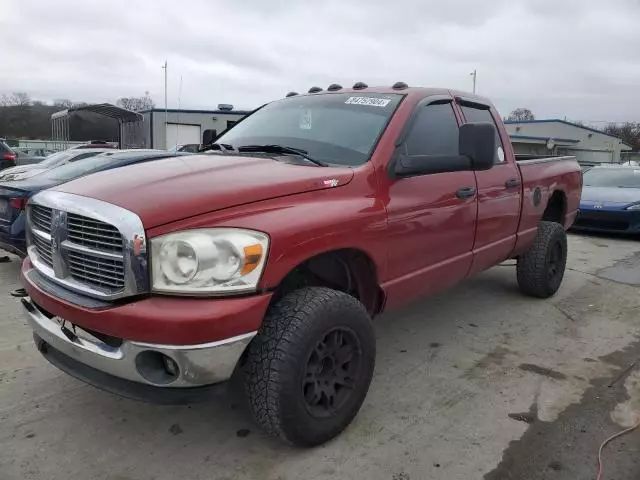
[{"left": 19, "top": 84, "right": 582, "bottom": 447}]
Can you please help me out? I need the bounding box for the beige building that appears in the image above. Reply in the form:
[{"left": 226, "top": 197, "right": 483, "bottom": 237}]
[{"left": 505, "top": 119, "right": 632, "bottom": 166}]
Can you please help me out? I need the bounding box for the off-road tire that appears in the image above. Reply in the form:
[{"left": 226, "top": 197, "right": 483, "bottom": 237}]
[
  {"left": 517, "top": 221, "right": 568, "bottom": 298},
  {"left": 245, "top": 287, "right": 376, "bottom": 447}
]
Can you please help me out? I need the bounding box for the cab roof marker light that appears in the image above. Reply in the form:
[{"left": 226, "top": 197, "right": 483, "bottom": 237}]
[{"left": 392, "top": 81, "right": 409, "bottom": 90}]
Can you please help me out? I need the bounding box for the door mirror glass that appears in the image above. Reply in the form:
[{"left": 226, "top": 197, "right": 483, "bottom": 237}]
[
  {"left": 459, "top": 122, "right": 496, "bottom": 171},
  {"left": 202, "top": 129, "right": 217, "bottom": 146}
]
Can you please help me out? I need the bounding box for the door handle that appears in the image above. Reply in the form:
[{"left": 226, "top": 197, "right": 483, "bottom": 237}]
[
  {"left": 456, "top": 187, "right": 476, "bottom": 199},
  {"left": 505, "top": 178, "right": 521, "bottom": 188}
]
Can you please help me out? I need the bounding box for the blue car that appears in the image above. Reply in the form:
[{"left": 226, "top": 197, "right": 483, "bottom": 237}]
[
  {"left": 573, "top": 165, "right": 640, "bottom": 234},
  {"left": 0, "top": 150, "right": 189, "bottom": 257}
]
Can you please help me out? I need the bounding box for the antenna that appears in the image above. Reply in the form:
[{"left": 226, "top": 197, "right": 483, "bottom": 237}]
[
  {"left": 162, "top": 60, "right": 168, "bottom": 149},
  {"left": 175, "top": 75, "right": 183, "bottom": 150}
]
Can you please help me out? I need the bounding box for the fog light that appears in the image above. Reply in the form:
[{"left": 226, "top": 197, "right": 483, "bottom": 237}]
[
  {"left": 135, "top": 351, "right": 180, "bottom": 385},
  {"left": 162, "top": 355, "right": 179, "bottom": 377}
]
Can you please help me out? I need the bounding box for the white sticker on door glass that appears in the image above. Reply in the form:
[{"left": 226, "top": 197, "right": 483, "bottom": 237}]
[{"left": 497, "top": 146, "right": 505, "bottom": 162}]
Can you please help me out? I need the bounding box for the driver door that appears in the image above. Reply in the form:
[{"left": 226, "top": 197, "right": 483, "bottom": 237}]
[{"left": 379, "top": 99, "right": 478, "bottom": 309}]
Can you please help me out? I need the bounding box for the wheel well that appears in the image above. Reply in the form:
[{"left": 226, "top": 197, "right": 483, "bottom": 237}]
[
  {"left": 273, "top": 249, "right": 383, "bottom": 316},
  {"left": 542, "top": 191, "right": 566, "bottom": 225}
]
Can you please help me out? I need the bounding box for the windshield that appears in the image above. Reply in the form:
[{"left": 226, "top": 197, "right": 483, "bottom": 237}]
[
  {"left": 36, "top": 154, "right": 115, "bottom": 183},
  {"left": 215, "top": 93, "right": 403, "bottom": 166},
  {"left": 583, "top": 168, "right": 640, "bottom": 188}
]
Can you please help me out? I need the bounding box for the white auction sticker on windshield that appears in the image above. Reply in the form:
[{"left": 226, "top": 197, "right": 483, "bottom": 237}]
[
  {"left": 345, "top": 96, "right": 391, "bottom": 107},
  {"left": 299, "top": 109, "right": 312, "bottom": 130}
]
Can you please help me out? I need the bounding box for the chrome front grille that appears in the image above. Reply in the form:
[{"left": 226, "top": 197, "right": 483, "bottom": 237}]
[
  {"left": 30, "top": 205, "right": 52, "bottom": 234},
  {"left": 68, "top": 251, "right": 126, "bottom": 290},
  {"left": 67, "top": 213, "right": 124, "bottom": 253},
  {"left": 32, "top": 234, "right": 53, "bottom": 268},
  {"left": 26, "top": 191, "right": 148, "bottom": 300}
]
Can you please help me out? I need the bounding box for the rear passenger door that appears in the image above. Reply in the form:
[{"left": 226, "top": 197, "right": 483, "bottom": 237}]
[{"left": 456, "top": 99, "right": 522, "bottom": 274}]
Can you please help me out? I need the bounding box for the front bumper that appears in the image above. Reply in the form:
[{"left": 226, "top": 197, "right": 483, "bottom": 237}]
[
  {"left": 572, "top": 208, "right": 640, "bottom": 234},
  {"left": 21, "top": 259, "right": 272, "bottom": 345},
  {"left": 23, "top": 296, "right": 255, "bottom": 390},
  {"left": 20, "top": 258, "right": 273, "bottom": 401}
]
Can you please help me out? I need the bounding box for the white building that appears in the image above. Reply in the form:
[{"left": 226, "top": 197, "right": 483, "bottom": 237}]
[
  {"left": 138, "top": 107, "right": 251, "bottom": 150},
  {"left": 505, "top": 119, "right": 632, "bottom": 166}
]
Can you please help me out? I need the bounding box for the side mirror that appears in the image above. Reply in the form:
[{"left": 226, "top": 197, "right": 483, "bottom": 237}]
[
  {"left": 202, "top": 129, "right": 217, "bottom": 146},
  {"left": 459, "top": 122, "right": 496, "bottom": 171}
]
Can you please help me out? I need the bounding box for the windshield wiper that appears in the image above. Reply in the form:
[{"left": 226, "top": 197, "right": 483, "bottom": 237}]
[
  {"left": 237, "top": 144, "right": 328, "bottom": 167},
  {"left": 199, "top": 142, "right": 235, "bottom": 153}
]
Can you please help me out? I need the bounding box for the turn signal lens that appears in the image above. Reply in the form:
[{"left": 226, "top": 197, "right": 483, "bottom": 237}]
[{"left": 241, "top": 244, "right": 264, "bottom": 275}]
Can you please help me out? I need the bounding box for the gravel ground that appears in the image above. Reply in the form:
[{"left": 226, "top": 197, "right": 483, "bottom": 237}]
[{"left": 0, "top": 233, "right": 639, "bottom": 480}]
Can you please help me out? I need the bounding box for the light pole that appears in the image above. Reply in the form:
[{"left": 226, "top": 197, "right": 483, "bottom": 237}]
[
  {"left": 162, "top": 60, "right": 168, "bottom": 149},
  {"left": 470, "top": 69, "right": 477, "bottom": 94}
]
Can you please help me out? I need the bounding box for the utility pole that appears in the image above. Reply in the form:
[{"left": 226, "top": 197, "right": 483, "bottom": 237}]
[
  {"left": 470, "top": 69, "right": 477, "bottom": 94},
  {"left": 162, "top": 60, "right": 168, "bottom": 149}
]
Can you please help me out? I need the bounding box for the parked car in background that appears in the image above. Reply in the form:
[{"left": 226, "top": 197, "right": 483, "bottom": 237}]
[
  {"left": 13, "top": 149, "right": 47, "bottom": 166},
  {"left": 573, "top": 165, "right": 640, "bottom": 234},
  {"left": 0, "top": 139, "right": 17, "bottom": 171},
  {"left": 18, "top": 85, "right": 582, "bottom": 447},
  {"left": 0, "top": 149, "right": 185, "bottom": 256},
  {"left": 15, "top": 148, "right": 56, "bottom": 158},
  {"left": 0, "top": 148, "right": 114, "bottom": 181}
]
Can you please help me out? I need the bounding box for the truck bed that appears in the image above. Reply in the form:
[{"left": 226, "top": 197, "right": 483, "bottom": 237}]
[{"left": 513, "top": 155, "right": 582, "bottom": 256}]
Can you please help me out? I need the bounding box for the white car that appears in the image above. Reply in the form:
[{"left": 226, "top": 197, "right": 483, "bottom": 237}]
[{"left": 0, "top": 148, "right": 114, "bottom": 181}]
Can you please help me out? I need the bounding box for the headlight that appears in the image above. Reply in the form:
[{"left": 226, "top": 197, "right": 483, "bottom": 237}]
[
  {"left": 151, "top": 228, "right": 269, "bottom": 295},
  {"left": 625, "top": 203, "right": 640, "bottom": 211}
]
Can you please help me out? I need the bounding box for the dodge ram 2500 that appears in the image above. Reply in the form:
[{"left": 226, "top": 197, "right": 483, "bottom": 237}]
[{"left": 19, "top": 83, "right": 582, "bottom": 447}]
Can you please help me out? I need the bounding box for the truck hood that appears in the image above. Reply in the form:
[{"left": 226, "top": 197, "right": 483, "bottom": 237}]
[{"left": 53, "top": 154, "right": 355, "bottom": 228}]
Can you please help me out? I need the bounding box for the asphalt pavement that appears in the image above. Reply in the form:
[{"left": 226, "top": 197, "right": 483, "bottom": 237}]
[{"left": 0, "top": 233, "right": 639, "bottom": 480}]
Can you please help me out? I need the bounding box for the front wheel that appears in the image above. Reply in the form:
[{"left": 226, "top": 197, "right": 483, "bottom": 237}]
[
  {"left": 245, "top": 287, "right": 376, "bottom": 447},
  {"left": 517, "top": 221, "right": 568, "bottom": 298}
]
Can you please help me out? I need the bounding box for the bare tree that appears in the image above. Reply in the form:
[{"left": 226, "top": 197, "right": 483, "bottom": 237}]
[
  {"left": 11, "top": 92, "right": 31, "bottom": 106},
  {"left": 506, "top": 108, "right": 535, "bottom": 122},
  {"left": 116, "top": 91, "right": 155, "bottom": 111},
  {"left": 0, "top": 92, "right": 31, "bottom": 107},
  {"left": 602, "top": 122, "right": 640, "bottom": 152},
  {"left": 54, "top": 99, "right": 74, "bottom": 109}
]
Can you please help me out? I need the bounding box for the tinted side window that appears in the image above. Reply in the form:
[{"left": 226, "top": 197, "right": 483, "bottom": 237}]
[
  {"left": 405, "top": 103, "right": 459, "bottom": 156},
  {"left": 461, "top": 105, "right": 504, "bottom": 163}
]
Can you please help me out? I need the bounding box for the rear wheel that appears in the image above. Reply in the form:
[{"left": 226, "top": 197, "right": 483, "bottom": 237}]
[
  {"left": 517, "top": 221, "right": 568, "bottom": 298},
  {"left": 245, "top": 287, "right": 376, "bottom": 447}
]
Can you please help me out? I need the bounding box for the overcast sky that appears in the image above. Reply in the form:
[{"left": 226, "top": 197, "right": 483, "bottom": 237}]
[{"left": 2, "top": 0, "right": 640, "bottom": 122}]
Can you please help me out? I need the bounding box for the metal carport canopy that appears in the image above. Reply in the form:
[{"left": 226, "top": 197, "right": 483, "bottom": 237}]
[{"left": 51, "top": 103, "right": 142, "bottom": 122}]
